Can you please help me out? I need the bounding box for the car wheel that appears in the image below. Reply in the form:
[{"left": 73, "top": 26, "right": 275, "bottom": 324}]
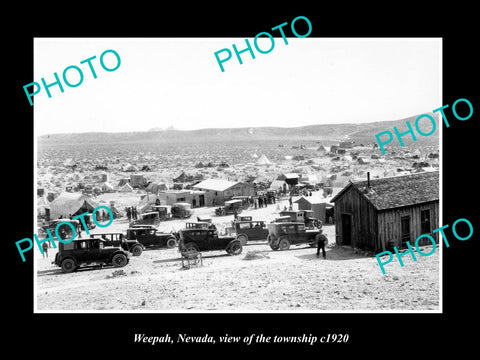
[
  {"left": 61, "top": 258, "right": 76, "bottom": 273},
  {"left": 112, "top": 253, "right": 128, "bottom": 268},
  {"left": 131, "top": 245, "right": 143, "bottom": 256},
  {"left": 278, "top": 238, "right": 291, "bottom": 251},
  {"left": 228, "top": 241, "right": 243, "bottom": 255},
  {"left": 237, "top": 234, "right": 248, "bottom": 246},
  {"left": 166, "top": 237, "right": 177, "bottom": 249}
]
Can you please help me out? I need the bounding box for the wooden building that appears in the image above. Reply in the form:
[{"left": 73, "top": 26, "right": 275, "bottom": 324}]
[
  {"left": 294, "top": 195, "right": 335, "bottom": 224},
  {"left": 331, "top": 171, "right": 439, "bottom": 252},
  {"left": 193, "top": 179, "right": 254, "bottom": 206}
]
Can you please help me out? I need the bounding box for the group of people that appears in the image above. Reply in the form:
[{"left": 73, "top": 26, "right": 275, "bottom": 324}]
[
  {"left": 250, "top": 193, "right": 275, "bottom": 209},
  {"left": 126, "top": 206, "right": 138, "bottom": 221}
]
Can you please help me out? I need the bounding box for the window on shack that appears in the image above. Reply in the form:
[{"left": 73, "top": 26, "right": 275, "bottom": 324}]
[{"left": 420, "top": 209, "right": 431, "bottom": 233}]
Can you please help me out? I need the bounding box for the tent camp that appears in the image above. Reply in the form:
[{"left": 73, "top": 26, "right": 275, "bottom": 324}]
[
  {"left": 268, "top": 179, "right": 288, "bottom": 193},
  {"left": 120, "top": 183, "right": 134, "bottom": 192},
  {"left": 101, "top": 182, "right": 114, "bottom": 193},
  {"left": 256, "top": 154, "right": 272, "bottom": 166},
  {"left": 124, "top": 164, "right": 138, "bottom": 172},
  {"left": 48, "top": 192, "right": 98, "bottom": 219},
  {"left": 145, "top": 182, "right": 168, "bottom": 194}
]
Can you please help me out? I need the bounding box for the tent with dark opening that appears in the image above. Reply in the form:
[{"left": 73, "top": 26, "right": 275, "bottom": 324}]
[{"left": 48, "top": 192, "right": 98, "bottom": 219}]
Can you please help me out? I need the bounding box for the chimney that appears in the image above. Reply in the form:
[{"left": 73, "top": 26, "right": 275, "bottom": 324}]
[{"left": 367, "top": 172, "right": 370, "bottom": 189}]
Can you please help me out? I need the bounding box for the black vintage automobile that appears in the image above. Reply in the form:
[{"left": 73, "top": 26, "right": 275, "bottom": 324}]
[
  {"left": 53, "top": 238, "right": 130, "bottom": 273},
  {"left": 126, "top": 227, "right": 178, "bottom": 249},
  {"left": 234, "top": 220, "right": 269, "bottom": 245},
  {"left": 266, "top": 221, "right": 325, "bottom": 251},
  {"left": 89, "top": 232, "right": 144, "bottom": 256},
  {"left": 214, "top": 199, "right": 243, "bottom": 216},
  {"left": 177, "top": 228, "right": 242, "bottom": 255}
]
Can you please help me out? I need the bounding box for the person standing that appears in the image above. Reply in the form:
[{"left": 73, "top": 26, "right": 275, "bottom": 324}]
[
  {"left": 316, "top": 230, "right": 328, "bottom": 259},
  {"left": 258, "top": 196, "right": 263, "bottom": 208},
  {"left": 42, "top": 242, "right": 49, "bottom": 258},
  {"left": 77, "top": 221, "right": 83, "bottom": 238},
  {"left": 126, "top": 207, "right": 131, "bottom": 221}
]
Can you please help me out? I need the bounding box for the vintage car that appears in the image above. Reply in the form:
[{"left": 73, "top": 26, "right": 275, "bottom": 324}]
[
  {"left": 126, "top": 226, "right": 178, "bottom": 249},
  {"left": 234, "top": 220, "right": 269, "bottom": 245},
  {"left": 171, "top": 202, "right": 193, "bottom": 218},
  {"left": 214, "top": 199, "right": 243, "bottom": 216},
  {"left": 151, "top": 205, "right": 172, "bottom": 220},
  {"left": 41, "top": 214, "right": 97, "bottom": 237},
  {"left": 266, "top": 221, "right": 325, "bottom": 251},
  {"left": 53, "top": 238, "right": 130, "bottom": 273},
  {"left": 278, "top": 210, "right": 322, "bottom": 229},
  {"left": 177, "top": 228, "right": 242, "bottom": 255},
  {"left": 231, "top": 196, "right": 250, "bottom": 209},
  {"left": 89, "top": 232, "right": 144, "bottom": 256},
  {"left": 129, "top": 211, "right": 161, "bottom": 227},
  {"left": 185, "top": 221, "right": 217, "bottom": 230}
]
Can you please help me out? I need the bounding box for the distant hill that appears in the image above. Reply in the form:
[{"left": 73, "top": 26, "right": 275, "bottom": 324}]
[{"left": 38, "top": 113, "right": 439, "bottom": 146}]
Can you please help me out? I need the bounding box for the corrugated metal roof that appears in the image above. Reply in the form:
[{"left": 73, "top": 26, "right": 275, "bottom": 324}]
[
  {"left": 193, "top": 179, "right": 240, "bottom": 192},
  {"left": 331, "top": 171, "right": 439, "bottom": 210}
]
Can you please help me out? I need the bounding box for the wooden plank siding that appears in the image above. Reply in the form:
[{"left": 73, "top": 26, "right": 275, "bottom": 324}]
[
  {"left": 334, "top": 186, "right": 378, "bottom": 251},
  {"left": 334, "top": 187, "right": 439, "bottom": 252},
  {"left": 377, "top": 201, "right": 439, "bottom": 251}
]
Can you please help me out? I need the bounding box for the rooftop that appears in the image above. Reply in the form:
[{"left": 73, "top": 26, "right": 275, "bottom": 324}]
[
  {"left": 331, "top": 171, "right": 439, "bottom": 210},
  {"left": 193, "top": 179, "right": 240, "bottom": 192}
]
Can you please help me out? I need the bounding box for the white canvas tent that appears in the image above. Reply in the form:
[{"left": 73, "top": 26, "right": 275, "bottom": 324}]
[
  {"left": 256, "top": 154, "right": 272, "bottom": 166},
  {"left": 101, "top": 182, "right": 114, "bottom": 193},
  {"left": 119, "top": 183, "right": 134, "bottom": 192},
  {"left": 48, "top": 192, "right": 98, "bottom": 219}
]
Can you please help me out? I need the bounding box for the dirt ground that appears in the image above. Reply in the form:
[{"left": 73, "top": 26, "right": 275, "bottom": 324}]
[{"left": 35, "top": 197, "right": 440, "bottom": 312}]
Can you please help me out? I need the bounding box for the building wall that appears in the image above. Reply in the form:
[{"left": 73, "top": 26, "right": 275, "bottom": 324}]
[
  {"left": 333, "top": 187, "right": 378, "bottom": 251},
  {"left": 377, "top": 201, "right": 439, "bottom": 251},
  {"left": 196, "top": 183, "right": 254, "bottom": 206}
]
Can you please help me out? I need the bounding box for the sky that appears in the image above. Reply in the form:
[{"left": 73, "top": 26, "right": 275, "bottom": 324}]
[{"left": 33, "top": 38, "right": 441, "bottom": 136}]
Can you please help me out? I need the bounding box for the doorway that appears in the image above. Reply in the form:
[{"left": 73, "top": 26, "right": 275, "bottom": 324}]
[
  {"left": 401, "top": 216, "right": 410, "bottom": 247},
  {"left": 341, "top": 213, "right": 352, "bottom": 245}
]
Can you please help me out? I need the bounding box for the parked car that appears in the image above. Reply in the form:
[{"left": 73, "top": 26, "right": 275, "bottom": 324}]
[
  {"left": 89, "top": 232, "right": 144, "bottom": 256},
  {"left": 234, "top": 220, "right": 269, "bottom": 245},
  {"left": 41, "top": 214, "right": 97, "bottom": 238},
  {"left": 126, "top": 226, "right": 178, "bottom": 249},
  {"left": 267, "top": 221, "right": 325, "bottom": 251},
  {"left": 215, "top": 199, "right": 243, "bottom": 216},
  {"left": 53, "top": 238, "right": 130, "bottom": 273},
  {"left": 278, "top": 210, "right": 322, "bottom": 229},
  {"left": 152, "top": 205, "right": 172, "bottom": 220},
  {"left": 177, "top": 228, "right": 242, "bottom": 255},
  {"left": 185, "top": 221, "right": 216, "bottom": 230},
  {"left": 130, "top": 211, "right": 160, "bottom": 227},
  {"left": 231, "top": 196, "right": 250, "bottom": 209},
  {"left": 171, "top": 202, "right": 193, "bottom": 218}
]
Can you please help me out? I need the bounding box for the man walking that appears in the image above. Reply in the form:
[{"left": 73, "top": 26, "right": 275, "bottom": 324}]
[{"left": 316, "top": 230, "right": 328, "bottom": 259}]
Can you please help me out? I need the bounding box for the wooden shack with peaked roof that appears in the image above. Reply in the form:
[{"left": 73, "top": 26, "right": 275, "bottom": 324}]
[{"left": 331, "top": 171, "right": 439, "bottom": 252}]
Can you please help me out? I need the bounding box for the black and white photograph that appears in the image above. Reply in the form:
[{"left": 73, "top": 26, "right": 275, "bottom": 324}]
[
  {"left": 8, "top": 6, "right": 479, "bottom": 355},
  {"left": 33, "top": 37, "right": 441, "bottom": 312}
]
